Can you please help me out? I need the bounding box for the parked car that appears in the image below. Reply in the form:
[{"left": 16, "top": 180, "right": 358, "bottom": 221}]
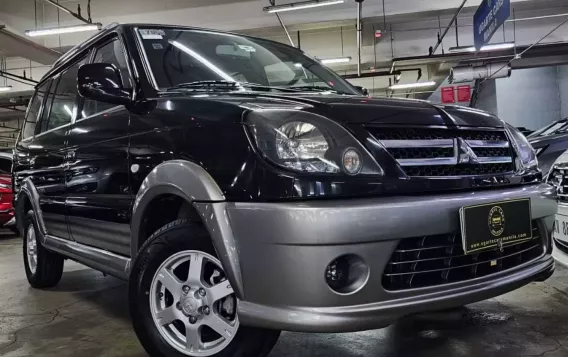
[
  {"left": 517, "top": 127, "right": 533, "bottom": 137},
  {"left": 528, "top": 118, "right": 568, "bottom": 175},
  {"left": 13, "top": 24, "right": 556, "bottom": 357},
  {"left": 0, "top": 152, "right": 16, "bottom": 234},
  {"left": 546, "top": 150, "right": 568, "bottom": 267}
]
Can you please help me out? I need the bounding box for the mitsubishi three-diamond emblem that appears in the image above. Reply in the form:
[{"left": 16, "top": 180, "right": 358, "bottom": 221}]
[{"left": 457, "top": 138, "right": 480, "bottom": 164}]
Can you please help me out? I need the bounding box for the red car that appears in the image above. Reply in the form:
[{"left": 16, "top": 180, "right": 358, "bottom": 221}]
[{"left": 0, "top": 152, "right": 16, "bottom": 234}]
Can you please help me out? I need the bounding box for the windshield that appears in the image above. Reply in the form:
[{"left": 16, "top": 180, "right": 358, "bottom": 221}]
[
  {"left": 136, "top": 27, "right": 357, "bottom": 95},
  {"left": 528, "top": 120, "right": 568, "bottom": 138}
]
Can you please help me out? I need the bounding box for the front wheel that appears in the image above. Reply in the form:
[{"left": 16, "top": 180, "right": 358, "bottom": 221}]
[{"left": 129, "top": 219, "right": 280, "bottom": 357}]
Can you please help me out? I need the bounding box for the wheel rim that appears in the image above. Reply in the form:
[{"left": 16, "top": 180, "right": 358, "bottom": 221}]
[
  {"left": 149, "top": 250, "right": 239, "bottom": 356},
  {"left": 26, "top": 224, "right": 37, "bottom": 275}
]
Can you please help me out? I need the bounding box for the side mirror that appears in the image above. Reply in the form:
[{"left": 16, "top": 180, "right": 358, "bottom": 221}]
[
  {"left": 78, "top": 63, "right": 131, "bottom": 105},
  {"left": 353, "top": 85, "right": 369, "bottom": 96}
]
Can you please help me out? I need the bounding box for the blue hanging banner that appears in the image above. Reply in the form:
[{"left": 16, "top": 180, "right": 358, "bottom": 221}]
[{"left": 473, "top": 0, "right": 511, "bottom": 50}]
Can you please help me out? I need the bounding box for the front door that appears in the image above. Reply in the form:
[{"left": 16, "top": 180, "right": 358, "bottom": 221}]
[{"left": 65, "top": 36, "right": 133, "bottom": 256}]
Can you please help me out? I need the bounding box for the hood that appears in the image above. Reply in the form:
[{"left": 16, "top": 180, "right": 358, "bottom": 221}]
[
  {"left": 160, "top": 91, "right": 504, "bottom": 128},
  {"left": 529, "top": 132, "right": 568, "bottom": 147}
]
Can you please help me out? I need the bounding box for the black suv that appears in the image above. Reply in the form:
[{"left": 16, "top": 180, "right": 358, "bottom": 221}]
[{"left": 13, "top": 24, "right": 556, "bottom": 357}]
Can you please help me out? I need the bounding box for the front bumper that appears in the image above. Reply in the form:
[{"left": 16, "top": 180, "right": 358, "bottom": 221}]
[
  {"left": 195, "top": 183, "right": 557, "bottom": 333},
  {"left": 0, "top": 209, "right": 15, "bottom": 226},
  {"left": 553, "top": 203, "right": 568, "bottom": 267}
]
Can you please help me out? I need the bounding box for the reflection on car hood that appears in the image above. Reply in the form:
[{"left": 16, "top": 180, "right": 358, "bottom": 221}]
[{"left": 162, "top": 91, "right": 504, "bottom": 128}]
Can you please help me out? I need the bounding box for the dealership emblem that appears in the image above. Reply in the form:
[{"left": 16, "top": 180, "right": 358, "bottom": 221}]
[
  {"left": 488, "top": 205, "right": 506, "bottom": 237},
  {"left": 457, "top": 138, "right": 480, "bottom": 164}
]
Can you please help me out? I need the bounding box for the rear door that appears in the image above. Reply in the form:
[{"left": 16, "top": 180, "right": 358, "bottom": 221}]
[
  {"left": 31, "top": 55, "right": 88, "bottom": 239},
  {"left": 13, "top": 81, "right": 48, "bottom": 206},
  {"left": 65, "top": 35, "right": 133, "bottom": 256}
]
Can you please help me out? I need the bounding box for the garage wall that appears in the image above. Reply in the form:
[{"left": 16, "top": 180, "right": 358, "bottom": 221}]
[
  {"left": 559, "top": 65, "right": 568, "bottom": 119},
  {"left": 474, "top": 80, "right": 498, "bottom": 116},
  {"left": 495, "top": 67, "right": 561, "bottom": 130}
]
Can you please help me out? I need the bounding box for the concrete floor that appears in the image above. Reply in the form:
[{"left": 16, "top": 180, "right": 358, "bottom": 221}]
[{"left": 2, "top": 233, "right": 568, "bottom": 357}]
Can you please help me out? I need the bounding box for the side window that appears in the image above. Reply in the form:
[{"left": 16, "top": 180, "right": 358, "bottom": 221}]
[
  {"left": 82, "top": 39, "right": 131, "bottom": 119},
  {"left": 38, "top": 57, "right": 86, "bottom": 134},
  {"left": 48, "top": 59, "right": 85, "bottom": 131},
  {"left": 22, "top": 81, "right": 49, "bottom": 139}
]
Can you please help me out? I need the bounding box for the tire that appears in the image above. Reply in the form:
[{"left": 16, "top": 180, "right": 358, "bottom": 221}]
[
  {"left": 23, "top": 210, "right": 64, "bottom": 288},
  {"left": 129, "top": 219, "right": 280, "bottom": 357}
]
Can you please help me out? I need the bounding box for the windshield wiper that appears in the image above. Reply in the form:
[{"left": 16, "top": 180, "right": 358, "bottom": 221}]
[
  {"left": 166, "top": 80, "right": 239, "bottom": 90},
  {"left": 279, "top": 85, "right": 342, "bottom": 94},
  {"left": 167, "top": 80, "right": 299, "bottom": 93}
]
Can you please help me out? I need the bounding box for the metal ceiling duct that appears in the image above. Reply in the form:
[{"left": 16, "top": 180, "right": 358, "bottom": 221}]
[
  {"left": 0, "top": 26, "right": 60, "bottom": 65},
  {"left": 449, "top": 63, "right": 511, "bottom": 83}
]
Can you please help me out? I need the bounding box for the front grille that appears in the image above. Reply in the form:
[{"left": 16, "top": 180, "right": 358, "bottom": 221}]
[
  {"left": 382, "top": 222, "right": 543, "bottom": 291},
  {"left": 547, "top": 167, "right": 568, "bottom": 202},
  {"left": 404, "top": 163, "right": 516, "bottom": 177},
  {"left": 367, "top": 127, "right": 516, "bottom": 177}
]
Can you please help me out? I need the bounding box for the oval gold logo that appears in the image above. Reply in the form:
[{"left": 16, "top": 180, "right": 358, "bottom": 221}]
[{"left": 488, "top": 206, "right": 505, "bottom": 237}]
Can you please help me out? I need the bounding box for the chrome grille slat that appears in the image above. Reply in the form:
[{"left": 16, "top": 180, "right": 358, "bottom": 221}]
[
  {"left": 398, "top": 156, "right": 513, "bottom": 166},
  {"left": 381, "top": 139, "right": 509, "bottom": 149},
  {"left": 476, "top": 157, "right": 513, "bottom": 164},
  {"left": 381, "top": 139, "right": 454, "bottom": 148},
  {"left": 398, "top": 158, "right": 457, "bottom": 166}
]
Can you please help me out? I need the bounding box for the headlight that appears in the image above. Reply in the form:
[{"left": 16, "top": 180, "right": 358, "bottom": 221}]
[
  {"left": 505, "top": 123, "right": 538, "bottom": 171},
  {"left": 246, "top": 110, "right": 383, "bottom": 175}
]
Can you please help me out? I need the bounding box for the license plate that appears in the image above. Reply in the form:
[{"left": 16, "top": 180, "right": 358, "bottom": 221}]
[
  {"left": 554, "top": 214, "right": 568, "bottom": 242},
  {"left": 459, "top": 198, "right": 532, "bottom": 254}
]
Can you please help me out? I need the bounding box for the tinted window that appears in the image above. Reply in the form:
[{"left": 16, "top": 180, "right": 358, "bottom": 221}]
[
  {"left": 0, "top": 157, "right": 11, "bottom": 174},
  {"left": 39, "top": 57, "right": 86, "bottom": 134},
  {"left": 22, "top": 81, "right": 49, "bottom": 139},
  {"left": 82, "top": 39, "right": 131, "bottom": 118}
]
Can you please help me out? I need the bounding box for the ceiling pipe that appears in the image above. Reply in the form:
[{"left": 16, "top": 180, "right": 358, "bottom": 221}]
[
  {"left": 355, "top": 0, "right": 364, "bottom": 77},
  {"left": 429, "top": 0, "right": 468, "bottom": 55},
  {"left": 0, "top": 71, "right": 38, "bottom": 85},
  {"left": 268, "top": 0, "right": 295, "bottom": 47},
  {"left": 40, "top": 0, "right": 91, "bottom": 24},
  {"left": 343, "top": 70, "right": 401, "bottom": 79}
]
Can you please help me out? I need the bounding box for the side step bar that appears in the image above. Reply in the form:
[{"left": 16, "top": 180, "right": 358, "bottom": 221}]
[{"left": 44, "top": 235, "right": 130, "bottom": 280}]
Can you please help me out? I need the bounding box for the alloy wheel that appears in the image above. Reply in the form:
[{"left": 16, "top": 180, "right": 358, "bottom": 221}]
[
  {"left": 149, "top": 250, "right": 238, "bottom": 356},
  {"left": 26, "top": 224, "right": 38, "bottom": 274}
]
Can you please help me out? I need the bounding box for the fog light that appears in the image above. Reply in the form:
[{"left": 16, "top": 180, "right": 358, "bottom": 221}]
[
  {"left": 325, "top": 254, "right": 369, "bottom": 294},
  {"left": 342, "top": 148, "right": 362, "bottom": 175}
]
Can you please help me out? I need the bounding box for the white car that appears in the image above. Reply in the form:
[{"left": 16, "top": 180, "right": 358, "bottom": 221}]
[{"left": 549, "top": 150, "right": 568, "bottom": 267}]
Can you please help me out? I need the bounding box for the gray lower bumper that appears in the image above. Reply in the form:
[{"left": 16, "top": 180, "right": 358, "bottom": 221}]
[{"left": 195, "top": 183, "right": 557, "bottom": 332}]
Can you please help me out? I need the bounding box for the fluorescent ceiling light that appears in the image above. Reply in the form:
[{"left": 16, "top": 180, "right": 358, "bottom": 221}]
[
  {"left": 25, "top": 23, "right": 102, "bottom": 37},
  {"left": 63, "top": 105, "right": 73, "bottom": 116},
  {"left": 264, "top": 0, "right": 344, "bottom": 13},
  {"left": 449, "top": 42, "right": 515, "bottom": 53},
  {"left": 389, "top": 81, "right": 437, "bottom": 90},
  {"left": 170, "top": 40, "right": 235, "bottom": 82},
  {"left": 0, "top": 86, "right": 12, "bottom": 92},
  {"left": 320, "top": 57, "right": 351, "bottom": 64}
]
